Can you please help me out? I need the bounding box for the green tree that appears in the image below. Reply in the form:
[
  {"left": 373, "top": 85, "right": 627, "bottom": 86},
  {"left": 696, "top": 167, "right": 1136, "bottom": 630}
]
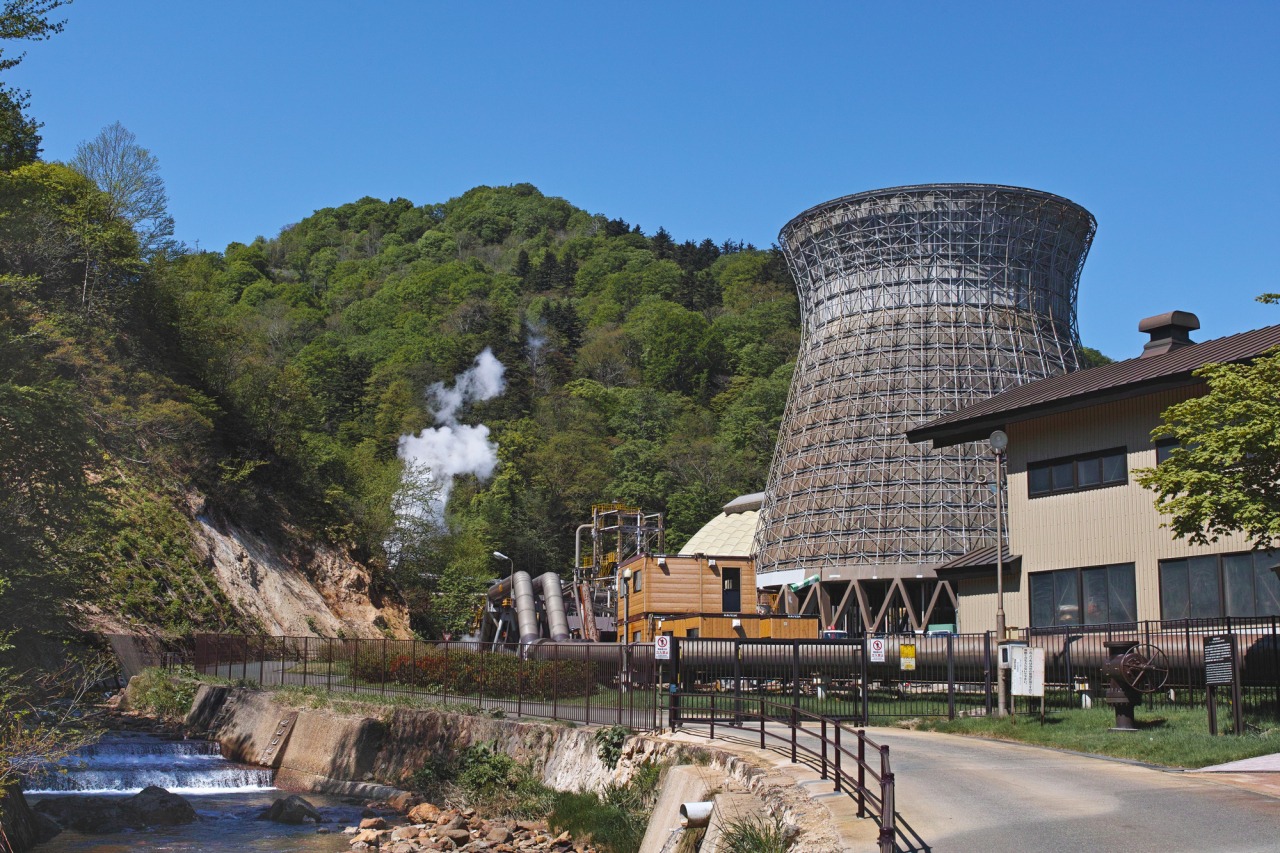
[
  {"left": 0, "top": 85, "right": 39, "bottom": 169},
  {"left": 0, "top": 1, "right": 71, "bottom": 170},
  {"left": 1136, "top": 346, "right": 1280, "bottom": 547}
]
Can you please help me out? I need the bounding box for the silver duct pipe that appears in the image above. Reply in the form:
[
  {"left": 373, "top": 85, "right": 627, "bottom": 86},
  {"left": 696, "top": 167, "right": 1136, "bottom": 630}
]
[
  {"left": 511, "top": 571, "right": 540, "bottom": 646},
  {"left": 539, "top": 572, "right": 571, "bottom": 642}
]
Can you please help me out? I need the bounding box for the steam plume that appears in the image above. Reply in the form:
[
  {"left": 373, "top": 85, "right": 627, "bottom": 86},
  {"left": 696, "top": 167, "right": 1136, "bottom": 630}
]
[{"left": 396, "top": 348, "right": 506, "bottom": 522}]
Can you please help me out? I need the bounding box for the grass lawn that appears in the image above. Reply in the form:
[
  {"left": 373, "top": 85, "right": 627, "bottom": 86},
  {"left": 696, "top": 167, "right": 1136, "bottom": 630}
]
[{"left": 908, "top": 705, "right": 1280, "bottom": 768}]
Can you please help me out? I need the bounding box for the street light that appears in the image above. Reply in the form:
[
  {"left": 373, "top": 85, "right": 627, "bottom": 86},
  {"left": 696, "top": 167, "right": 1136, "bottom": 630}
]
[
  {"left": 989, "top": 429, "right": 1009, "bottom": 718},
  {"left": 492, "top": 551, "right": 512, "bottom": 581},
  {"left": 621, "top": 567, "right": 633, "bottom": 691}
]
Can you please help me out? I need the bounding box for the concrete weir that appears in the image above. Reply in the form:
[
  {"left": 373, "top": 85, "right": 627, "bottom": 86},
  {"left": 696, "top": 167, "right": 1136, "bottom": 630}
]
[{"left": 185, "top": 686, "right": 872, "bottom": 852}]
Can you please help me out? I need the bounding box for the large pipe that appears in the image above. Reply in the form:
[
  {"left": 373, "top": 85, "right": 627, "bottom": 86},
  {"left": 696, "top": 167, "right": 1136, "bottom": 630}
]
[
  {"left": 539, "top": 572, "right": 571, "bottom": 642},
  {"left": 510, "top": 571, "right": 540, "bottom": 646}
]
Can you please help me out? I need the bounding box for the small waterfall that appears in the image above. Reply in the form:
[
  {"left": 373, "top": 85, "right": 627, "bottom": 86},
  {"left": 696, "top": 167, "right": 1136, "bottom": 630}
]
[{"left": 24, "top": 733, "right": 275, "bottom": 795}]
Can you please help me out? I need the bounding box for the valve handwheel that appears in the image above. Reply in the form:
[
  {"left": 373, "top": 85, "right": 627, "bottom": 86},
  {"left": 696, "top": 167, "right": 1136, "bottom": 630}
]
[{"left": 1120, "top": 644, "right": 1170, "bottom": 693}]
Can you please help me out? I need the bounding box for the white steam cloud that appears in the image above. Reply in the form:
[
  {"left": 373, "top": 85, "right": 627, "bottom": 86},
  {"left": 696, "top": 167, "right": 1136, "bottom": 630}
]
[{"left": 396, "top": 348, "right": 506, "bottom": 523}]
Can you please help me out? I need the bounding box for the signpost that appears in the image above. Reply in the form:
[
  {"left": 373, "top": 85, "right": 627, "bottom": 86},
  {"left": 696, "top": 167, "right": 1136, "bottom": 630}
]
[
  {"left": 869, "top": 637, "right": 886, "bottom": 663},
  {"left": 1204, "top": 635, "right": 1242, "bottom": 736},
  {"left": 900, "top": 643, "right": 916, "bottom": 672}
]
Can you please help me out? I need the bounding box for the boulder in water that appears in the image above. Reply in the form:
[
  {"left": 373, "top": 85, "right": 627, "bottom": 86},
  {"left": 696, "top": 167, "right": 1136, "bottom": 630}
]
[
  {"left": 258, "top": 794, "right": 324, "bottom": 824},
  {"left": 128, "top": 785, "right": 197, "bottom": 826}
]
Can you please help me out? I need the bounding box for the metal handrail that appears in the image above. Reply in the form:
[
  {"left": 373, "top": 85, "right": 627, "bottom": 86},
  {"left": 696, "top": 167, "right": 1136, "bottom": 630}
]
[{"left": 673, "top": 691, "right": 895, "bottom": 853}]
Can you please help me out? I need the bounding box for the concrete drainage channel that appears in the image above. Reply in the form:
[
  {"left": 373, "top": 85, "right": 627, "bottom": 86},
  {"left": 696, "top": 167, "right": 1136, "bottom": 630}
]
[{"left": 184, "top": 686, "right": 875, "bottom": 852}]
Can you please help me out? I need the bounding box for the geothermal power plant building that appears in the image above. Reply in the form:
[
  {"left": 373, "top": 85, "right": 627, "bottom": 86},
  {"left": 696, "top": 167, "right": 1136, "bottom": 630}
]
[{"left": 754, "top": 184, "right": 1096, "bottom": 632}]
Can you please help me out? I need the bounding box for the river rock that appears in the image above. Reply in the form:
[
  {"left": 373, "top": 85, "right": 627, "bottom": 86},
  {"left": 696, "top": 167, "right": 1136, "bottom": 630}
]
[
  {"left": 130, "top": 785, "right": 198, "bottom": 826},
  {"left": 259, "top": 794, "right": 324, "bottom": 824},
  {"left": 408, "top": 802, "right": 442, "bottom": 823}
]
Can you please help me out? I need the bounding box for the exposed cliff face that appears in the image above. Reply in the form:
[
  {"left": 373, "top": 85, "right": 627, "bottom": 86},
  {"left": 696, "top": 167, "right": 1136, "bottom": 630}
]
[{"left": 191, "top": 506, "right": 411, "bottom": 640}]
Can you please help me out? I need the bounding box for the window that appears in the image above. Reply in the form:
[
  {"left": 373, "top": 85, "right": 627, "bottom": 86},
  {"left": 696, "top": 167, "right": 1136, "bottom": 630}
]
[
  {"left": 1159, "top": 551, "right": 1280, "bottom": 620},
  {"left": 1028, "top": 448, "right": 1127, "bottom": 497},
  {"left": 1155, "top": 438, "right": 1179, "bottom": 464},
  {"left": 632, "top": 571, "right": 642, "bottom": 593},
  {"left": 1030, "top": 564, "right": 1137, "bottom": 627}
]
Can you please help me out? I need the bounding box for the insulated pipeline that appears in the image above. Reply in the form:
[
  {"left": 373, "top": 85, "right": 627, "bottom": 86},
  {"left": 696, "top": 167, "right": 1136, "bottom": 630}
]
[{"left": 539, "top": 572, "right": 571, "bottom": 642}]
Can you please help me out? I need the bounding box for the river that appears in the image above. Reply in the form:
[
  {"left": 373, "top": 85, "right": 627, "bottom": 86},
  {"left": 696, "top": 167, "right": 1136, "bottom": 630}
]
[{"left": 24, "top": 732, "right": 364, "bottom": 851}]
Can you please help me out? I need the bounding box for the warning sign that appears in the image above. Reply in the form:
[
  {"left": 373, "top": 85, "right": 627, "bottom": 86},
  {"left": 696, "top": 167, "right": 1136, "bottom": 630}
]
[
  {"left": 900, "top": 643, "right": 916, "bottom": 671},
  {"left": 869, "top": 637, "right": 886, "bottom": 663},
  {"left": 655, "top": 635, "right": 671, "bottom": 660}
]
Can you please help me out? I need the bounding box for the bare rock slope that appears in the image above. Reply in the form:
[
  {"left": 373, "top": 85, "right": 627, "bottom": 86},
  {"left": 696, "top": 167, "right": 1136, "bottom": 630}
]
[{"left": 193, "top": 510, "right": 410, "bottom": 640}]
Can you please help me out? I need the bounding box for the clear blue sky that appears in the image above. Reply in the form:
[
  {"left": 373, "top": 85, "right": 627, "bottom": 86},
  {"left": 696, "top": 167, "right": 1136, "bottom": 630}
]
[{"left": 12, "top": 1, "right": 1279, "bottom": 359}]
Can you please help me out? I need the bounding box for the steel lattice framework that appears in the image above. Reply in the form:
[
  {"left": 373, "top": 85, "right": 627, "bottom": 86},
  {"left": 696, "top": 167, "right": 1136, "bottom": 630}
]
[{"left": 755, "top": 184, "right": 1096, "bottom": 578}]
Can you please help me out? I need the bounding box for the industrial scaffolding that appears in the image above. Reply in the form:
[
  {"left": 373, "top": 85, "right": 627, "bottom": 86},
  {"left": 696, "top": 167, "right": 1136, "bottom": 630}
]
[{"left": 754, "top": 185, "right": 1096, "bottom": 607}]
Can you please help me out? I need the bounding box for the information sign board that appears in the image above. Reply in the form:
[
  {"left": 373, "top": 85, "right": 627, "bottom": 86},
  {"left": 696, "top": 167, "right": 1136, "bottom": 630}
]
[
  {"left": 1204, "top": 636, "right": 1234, "bottom": 686},
  {"left": 869, "top": 638, "right": 886, "bottom": 663},
  {"left": 900, "top": 643, "right": 916, "bottom": 671},
  {"left": 654, "top": 635, "right": 671, "bottom": 660},
  {"left": 1009, "top": 646, "right": 1044, "bottom": 697}
]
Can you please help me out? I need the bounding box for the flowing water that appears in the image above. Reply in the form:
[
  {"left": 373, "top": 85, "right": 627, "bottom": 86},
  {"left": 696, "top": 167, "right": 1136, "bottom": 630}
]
[{"left": 25, "top": 733, "right": 363, "bottom": 851}]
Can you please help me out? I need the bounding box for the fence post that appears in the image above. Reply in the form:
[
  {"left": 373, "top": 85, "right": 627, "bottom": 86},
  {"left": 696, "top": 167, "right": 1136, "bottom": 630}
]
[
  {"left": 760, "top": 695, "right": 766, "bottom": 749},
  {"left": 302, "top": 636, "right": 308, "bottom": 689},
  {"left": 834, "top": 723, "right": 842, "bottom": 793},
  {"left": 878, "top": 745, "right": 895, "bottom": 853},
  {"left": 327, "top": 638, "right": 333, "bottom": 692},
  {"left": 792, "top": 640, "right": 801, "bottom": 714},
  {"left": 381, "top": 638, "right": 387, "bottom": 696},
  {"left": 585, "top": 646, "right": 591, "bottom": 725},
  {"left": 857, "top": 729, "right": 866, "bottom": 818},
  {"left": 517, "top": 648, "right": 524, "bottom": 720},
  {"left": 710, "top": 691, "right": 716, "bottom": 741},
  {"left": 258, "top": 636, "right": 266, "bottom": 686},
  {"left": 479, "top": 644, "right": 486, "bottom": 712},
  {"left": 616, "top": 645, "right": 623, "bottom": 727},
  {"left": 983, "top": 631, "right": 993, "bottom": 716},
  {"left": 861, "top": 638, "right": 870, "bottom": 724},
  {"left": 1272, "top": 616, "right": 1279, "bottom": 715},
  {"left": 733, "top": 638, "right": 743, "bottom": 726},
  {"left": 821, "top": 718, "right": 828, "bottom": 780},
  {"left": 552, "top": 643, "right": 559, "bottom": 723},
  {"left": 1184, "top": 620, "right": 1194, "bottom": 707},
  {"left": 410, "top": 639, "right": 418, "bottom": 697},
  {"left": 947, "top": 634, "right": 956, "bottom": 720}
]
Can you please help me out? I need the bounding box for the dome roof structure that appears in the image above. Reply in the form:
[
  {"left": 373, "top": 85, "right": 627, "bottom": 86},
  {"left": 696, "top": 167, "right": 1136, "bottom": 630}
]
[{"left": 678, "top": 492, "right": 764, "bottom": 557}]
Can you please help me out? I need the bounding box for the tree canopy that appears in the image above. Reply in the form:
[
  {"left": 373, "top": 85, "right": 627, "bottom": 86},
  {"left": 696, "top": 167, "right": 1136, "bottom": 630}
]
[{"left": 1137, "top": 342, "right": 1280, "bottom": 548}]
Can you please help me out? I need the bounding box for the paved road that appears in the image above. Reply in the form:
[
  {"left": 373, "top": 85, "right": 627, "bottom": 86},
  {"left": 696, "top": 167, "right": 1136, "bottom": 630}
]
[{"left": 683, "top": 721, "right": 1280, "bottom": 853}]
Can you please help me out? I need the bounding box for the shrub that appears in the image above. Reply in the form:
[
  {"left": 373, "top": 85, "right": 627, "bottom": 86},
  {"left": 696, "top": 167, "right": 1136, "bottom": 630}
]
[
  {"left": 350, "top": 647, "right": 597, "bottom": 700},
  {"left": 128, "top": 666, "right": 199, "bottom": 719},
  {"left": 594, "top": 725, "right": 629, "bottom": 769}
]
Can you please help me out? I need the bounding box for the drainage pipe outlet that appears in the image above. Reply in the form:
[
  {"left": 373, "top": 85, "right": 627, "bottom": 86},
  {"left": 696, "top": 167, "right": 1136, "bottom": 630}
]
[{"left": 679, "top": 802, "right": 714, "bottom": 828}]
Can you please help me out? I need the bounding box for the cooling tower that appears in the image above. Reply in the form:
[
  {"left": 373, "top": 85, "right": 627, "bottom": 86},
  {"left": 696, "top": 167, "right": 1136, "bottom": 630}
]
[{"left": 754, "top": 184, "right": 1095, "bottom": 579}]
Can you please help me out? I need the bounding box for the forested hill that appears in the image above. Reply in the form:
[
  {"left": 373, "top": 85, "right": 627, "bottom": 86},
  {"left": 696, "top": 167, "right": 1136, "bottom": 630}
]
[{"left": 155, "top": 185, "right": 800, "bottom": 635}]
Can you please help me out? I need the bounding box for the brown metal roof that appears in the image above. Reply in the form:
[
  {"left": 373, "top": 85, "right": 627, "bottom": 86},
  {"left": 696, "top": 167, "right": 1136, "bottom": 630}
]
[
  {"left": 907, "top": 323, "right": 1280, "bottom": 447},
  {"left": 933, "top": 545, "right": 1021, "bottom": 580}
]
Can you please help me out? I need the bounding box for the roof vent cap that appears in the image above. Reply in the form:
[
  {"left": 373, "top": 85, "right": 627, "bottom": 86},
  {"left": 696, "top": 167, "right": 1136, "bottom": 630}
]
[{"left": 1138, "top": 310, "right": 1200, "bottom": 357}]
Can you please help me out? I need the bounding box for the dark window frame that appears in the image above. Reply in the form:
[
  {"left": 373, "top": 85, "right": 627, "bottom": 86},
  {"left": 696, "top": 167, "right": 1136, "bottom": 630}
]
[
  {"left": 1027, "top": 446, "right": 1128, "bottom": 497},
  {"left": 1158, "top": 550, "right": 1280, "bottom": 621},
  {"left": 1155, "top": 438, "right": 1179, "bottom": 465},
  {"left": 1029, "top": 563, "right": 1137, "bottom": 628}
]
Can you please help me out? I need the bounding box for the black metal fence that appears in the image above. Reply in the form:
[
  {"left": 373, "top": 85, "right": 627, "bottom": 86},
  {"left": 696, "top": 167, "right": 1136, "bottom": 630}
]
[
  {"left": 183, "top": 616, "right": 1280, "bottom": 730},
  {"left": 191, "top": 635, "right": 659, "bottom": 730}
]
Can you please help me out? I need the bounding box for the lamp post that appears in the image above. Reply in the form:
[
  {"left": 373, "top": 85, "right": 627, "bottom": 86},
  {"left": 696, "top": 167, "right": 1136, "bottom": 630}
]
[
  {"left": 492, "top": 551, "right": 513, "bottom": 581},
  {"left": 988, "top": 429, "right": 1009, "bottom": 717},
  {"left": 492, "top": 551, "right": 514, "bottom": 647},
  {"left": 621, "top": 568, "right": 633, "bottom": 690}
]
